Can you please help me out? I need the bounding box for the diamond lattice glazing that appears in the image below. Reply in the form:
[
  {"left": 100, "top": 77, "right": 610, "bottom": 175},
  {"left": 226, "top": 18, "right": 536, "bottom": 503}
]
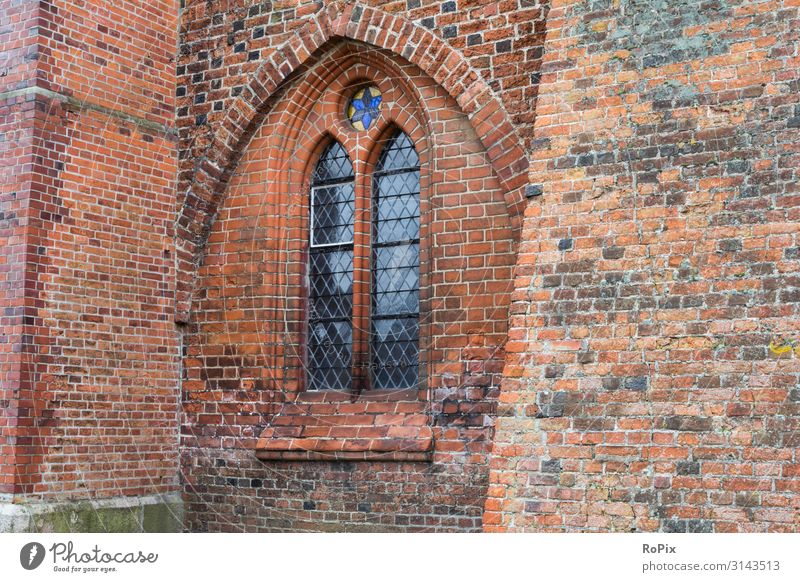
[
  {"left": 371, "top": 131, "right": 421, "bottom": 390},
  {"left": 308, "top": 141, "right": 354, "bottom": 390}
]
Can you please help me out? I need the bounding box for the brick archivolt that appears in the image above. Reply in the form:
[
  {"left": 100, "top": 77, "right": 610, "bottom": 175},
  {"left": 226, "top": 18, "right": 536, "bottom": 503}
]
[{"left": 175, "top": 1, "right": 530, "bottom": 323}]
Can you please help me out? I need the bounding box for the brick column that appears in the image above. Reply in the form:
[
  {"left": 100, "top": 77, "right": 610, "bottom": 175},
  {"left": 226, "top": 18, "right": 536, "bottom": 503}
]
[
  {"left": 0, "top": 1, "right": 182, "bottom": 532},
  {"left": 0, "top": 0, "right": 40, "bottom": 507}
]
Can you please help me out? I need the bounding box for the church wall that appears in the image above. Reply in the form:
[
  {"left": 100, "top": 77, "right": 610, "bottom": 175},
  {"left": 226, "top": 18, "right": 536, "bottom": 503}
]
[
  {"left": 487, "top": 0, "right": 800, "bottom": 532},
  {"left": 177, "top": 0, "right": 548, "bottom": 531},
  {"left": 0, "top": 1, "right": 182, "bottom": 531},
  {"left": 3, "top": 0, "right": 795, "bottom": 534},
  {"left": 181, "top": 40, "right": 517, "bottom": 532},
  {"left": 0, "top": 0, "right": 40, "bottom": 498}
]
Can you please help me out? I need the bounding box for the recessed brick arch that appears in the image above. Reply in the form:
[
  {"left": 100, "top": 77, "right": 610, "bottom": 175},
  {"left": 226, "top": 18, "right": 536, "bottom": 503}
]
[{"left": 175, "top": 1, "right": 529, "bottom": 322}]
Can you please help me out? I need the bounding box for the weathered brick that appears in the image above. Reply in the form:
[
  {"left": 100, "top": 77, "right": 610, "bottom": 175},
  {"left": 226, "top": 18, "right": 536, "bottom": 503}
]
[
  {"left": 0, "top": 0, "right": 179, "bottom": 508},
  {"left": 487, "top": 0, "right": 800, "bottom": 533},
  {"left": 4, "top": 0, "right": 798, "bottom": 536}
]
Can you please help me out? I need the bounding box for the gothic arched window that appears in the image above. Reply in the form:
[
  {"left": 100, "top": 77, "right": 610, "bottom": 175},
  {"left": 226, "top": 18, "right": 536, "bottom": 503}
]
[
  {"left": 371, "top": 132, "right": 420, "bottom": 390},
  {"left": 307, "top": 131, "right": 420, "bottom": 392},
  {"left": 308, "top": 142, "right": 356, "bottom": 392}
]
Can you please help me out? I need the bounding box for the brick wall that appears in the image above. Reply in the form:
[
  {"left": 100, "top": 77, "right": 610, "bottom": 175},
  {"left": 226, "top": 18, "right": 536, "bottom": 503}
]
[
  {"left": 174, "top": 1, "right": 548, "bottom": 319},
  {"left": 177, "top": 0, "right": 547, "bottom": 531},
  {"left": 0, "top": 95, "right": 32, "bottom": 496},
  {"left": 486, "top": 0, "right": 800, "bottom": 532},
  {"left": 5, "top": 0, "right": 796, "bottom": 533},
  {"left": 0, "top": 1, "right": 181, "bottom": 504},
  {"left": 181, "top": 40, "right": 516, "bottom": 532},
  {"left": 0, "top": 0, "right": 39, "bottom": 495}
]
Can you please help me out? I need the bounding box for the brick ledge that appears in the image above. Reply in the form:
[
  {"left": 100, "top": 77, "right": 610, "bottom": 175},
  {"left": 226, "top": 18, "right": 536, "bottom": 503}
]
[
  {"left": 256, "top": 428, "right": 434, "bottom": 462},
  {"left": 256, "top": 450, "right": 432, "bottom": 462}
]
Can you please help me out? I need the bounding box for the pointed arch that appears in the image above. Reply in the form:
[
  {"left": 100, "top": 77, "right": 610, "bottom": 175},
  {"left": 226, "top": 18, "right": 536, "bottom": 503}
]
[{"left": 175, "top": 2, "right": 529, "bottom": 322}]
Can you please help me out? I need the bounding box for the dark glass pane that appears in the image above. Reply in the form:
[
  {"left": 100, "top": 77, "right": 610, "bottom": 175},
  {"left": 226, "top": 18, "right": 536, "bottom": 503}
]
[
  {"left": 374, "top": 290, "right": 419, "bottom": 317},
  {"left": 374, "top": 243, "right": 419, "bottom": 316},
  {"left": 375, "top": 217, "right": 419, "bottom": 244},
  {"left": 375, "top": 174, "right": 419, "bottom": 243},
  {"left": 376, "top": 171, "right": 419, "bottom": 200},
  {"left": 309, "top": 250, "right": 353, "bottom": 320},
  {"left": 374, "top": 244, "right": 419, "bottom": 291},
  {"left": 312, "top": 183, "right": 354, "bottom": 246},
  {"left": 309, "top": 367, "right": 351, "bottom": 393},
  {"left": 314, "top": 183, "right": 355, "bottom": 207},
  {"left": 376, "top": 132, "right": 419, "bottom": 172},
  {"left": 371, "top": 318, "right": 419, "bottom": 390},
  {"left": 313, "top": 141, "right": 354, "bottom": 184},
  {"left": 308, "top": 321, "right": 352, "bottom": 391},
  {"left": 308, "top": 139, "right": 354, "bottom": 391},
  {"left": 373, "top": 317, "right": 418, "bottom": 343},
  {"left": 372, "top": 131, "right": 420, "bottom": 391}
]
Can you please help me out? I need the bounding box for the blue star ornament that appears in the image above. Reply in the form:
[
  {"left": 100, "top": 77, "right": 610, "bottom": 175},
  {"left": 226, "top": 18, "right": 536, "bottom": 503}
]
[{"left": 348, "top": 87, "right": 383, "bottom": 131}]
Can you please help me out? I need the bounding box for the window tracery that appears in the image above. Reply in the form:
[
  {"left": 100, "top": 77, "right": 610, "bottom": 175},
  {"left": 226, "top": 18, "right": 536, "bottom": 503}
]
[{"left": 307, "top": 130, "right": 420, "bottom": 393}]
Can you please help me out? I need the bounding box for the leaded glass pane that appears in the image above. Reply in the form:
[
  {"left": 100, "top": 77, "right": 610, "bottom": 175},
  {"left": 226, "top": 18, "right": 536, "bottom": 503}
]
[
  {"left": 309, "top": 250, "right": 353, "bottom": 320},
  {"left": 376, "top": 132, "right": 419, "bottom": 172},
  {"left": 376, "top": 171, "right": 419, "bottom": 200},
  {"left": 308, "top": 140, "right": 354, "bottom": 390},
  {"left": 371, "top": 131, "right": 420, "bottom": 391},
  {"left": 313, "top": 141, "right": 354, "bottom": 184},
  {"left": 371, "top": 318, "right": 419, "bottom": 390},
  {"left": 375, "top": 173, "right": 420, "bottom": 243},
  {"left": 374, "top": 244, "right": 419, "bottom": 316},
  {"left": 308, "top": 321, "right": 352, "bottom": 391},
  {"left": 311, "top": 183, "right": 355, "bottom": 246},
  {"left": 375, "top": 218, "right": 419, "bottom": 245}
]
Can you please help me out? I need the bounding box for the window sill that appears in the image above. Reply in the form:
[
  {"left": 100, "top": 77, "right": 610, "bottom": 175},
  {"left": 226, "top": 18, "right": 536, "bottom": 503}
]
[
  {"left": 256, "top": 388, "right": 432, "bottom": 462},
  {"left": 255, "top": 431, "right": 433, "bottom": 462},
  {"left": 256, "top": 412, "right": 433, "bottom": 462},
  {"left": 292, "top": 388, "right": 420, "bottom": 403}
]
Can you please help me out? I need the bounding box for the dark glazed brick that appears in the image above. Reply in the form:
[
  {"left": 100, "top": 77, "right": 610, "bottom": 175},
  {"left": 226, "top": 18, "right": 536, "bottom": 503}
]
[
  {"left": 662, "top": 519, "right": 687, "bottom": 533},
  {"left": 676, "top": 462, "right": 700, "bottom": 475},
  {"left": 659, "top": 416, "right": 713, "bottom": 432},
  {"left": 541, "top": 460, "right": 562, "bottom": 473},
  {"left": 525, "top": 184, "right": 544, "bottom": 198},
  {"left": 624, "top": 376, "right": 648, "bottom": 391}
]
